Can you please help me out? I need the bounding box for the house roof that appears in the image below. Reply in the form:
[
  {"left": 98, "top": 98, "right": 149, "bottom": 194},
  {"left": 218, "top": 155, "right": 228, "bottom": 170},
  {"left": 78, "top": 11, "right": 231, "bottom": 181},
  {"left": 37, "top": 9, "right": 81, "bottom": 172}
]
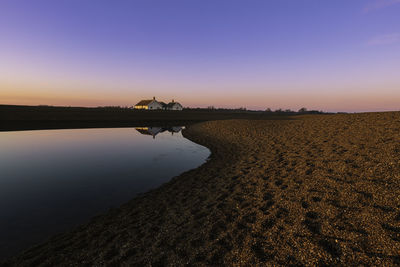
[{"left": 135, "top": 100, "right": 153, "bottom": 106}]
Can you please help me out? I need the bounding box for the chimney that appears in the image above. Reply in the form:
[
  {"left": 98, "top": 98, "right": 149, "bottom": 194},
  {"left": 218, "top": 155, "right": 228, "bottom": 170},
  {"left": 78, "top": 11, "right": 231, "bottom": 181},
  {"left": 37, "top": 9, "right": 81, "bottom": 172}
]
[
  {"left": 153, "top": 96, "right": 155, "bottom": 100},
  {"left": 172, "top": 99, "right": 174, "bottom": 103}
]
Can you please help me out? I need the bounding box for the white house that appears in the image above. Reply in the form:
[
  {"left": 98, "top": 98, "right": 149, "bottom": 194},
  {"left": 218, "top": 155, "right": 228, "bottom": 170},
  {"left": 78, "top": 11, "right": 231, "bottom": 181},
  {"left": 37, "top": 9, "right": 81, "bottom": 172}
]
[
  {"left": 134, "top": 97, "right": 162, "bottom": 110},
  {"left": 166, "top": 100, "right": 183, "bottom": 111}
]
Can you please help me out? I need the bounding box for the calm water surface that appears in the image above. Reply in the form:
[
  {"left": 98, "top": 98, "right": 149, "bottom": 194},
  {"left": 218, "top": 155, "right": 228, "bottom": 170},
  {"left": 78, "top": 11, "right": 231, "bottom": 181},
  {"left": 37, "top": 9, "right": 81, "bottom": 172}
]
[{"left": 0, "top": 127, "right": 210, "bottom": 259}]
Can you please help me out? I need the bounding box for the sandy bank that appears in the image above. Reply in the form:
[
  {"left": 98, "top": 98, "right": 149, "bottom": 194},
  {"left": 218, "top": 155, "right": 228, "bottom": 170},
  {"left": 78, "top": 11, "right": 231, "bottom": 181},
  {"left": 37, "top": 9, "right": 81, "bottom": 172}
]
[{"left": 4, "top": 113, "right": 400, "bottom": 266}]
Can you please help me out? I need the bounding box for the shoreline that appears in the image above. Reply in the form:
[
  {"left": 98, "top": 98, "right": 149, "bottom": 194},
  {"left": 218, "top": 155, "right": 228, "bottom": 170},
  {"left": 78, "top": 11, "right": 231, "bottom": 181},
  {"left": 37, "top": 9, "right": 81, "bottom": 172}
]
[{"left": 3, "top": 113, "right": 400, "bottom": 266}]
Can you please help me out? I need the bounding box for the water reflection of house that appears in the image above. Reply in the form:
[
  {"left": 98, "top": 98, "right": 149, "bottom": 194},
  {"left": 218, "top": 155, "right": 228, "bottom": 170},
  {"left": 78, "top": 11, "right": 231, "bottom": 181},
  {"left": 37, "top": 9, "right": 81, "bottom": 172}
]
[
  {"left": 170, "top": 126, "right": 182, "bottom": 133},
  {"left": 135, "top": 126, "right": 183, "bottom": 139},
  {"left": 135, "top": 127, "right": 163, "bottom": 139}
]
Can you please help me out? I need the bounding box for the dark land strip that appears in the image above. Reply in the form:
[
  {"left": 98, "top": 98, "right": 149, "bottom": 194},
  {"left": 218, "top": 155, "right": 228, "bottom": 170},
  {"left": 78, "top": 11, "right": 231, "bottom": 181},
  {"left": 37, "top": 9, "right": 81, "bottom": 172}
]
[{"left": 0, "top": 105, "right": 292, "bottom": 131}]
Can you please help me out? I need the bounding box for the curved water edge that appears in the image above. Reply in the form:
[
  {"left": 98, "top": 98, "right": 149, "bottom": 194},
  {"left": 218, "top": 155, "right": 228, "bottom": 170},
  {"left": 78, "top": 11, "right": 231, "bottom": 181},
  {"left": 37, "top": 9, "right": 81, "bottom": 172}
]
[{"left": 0, "top": 126, "right": 210, "bottom": 259}]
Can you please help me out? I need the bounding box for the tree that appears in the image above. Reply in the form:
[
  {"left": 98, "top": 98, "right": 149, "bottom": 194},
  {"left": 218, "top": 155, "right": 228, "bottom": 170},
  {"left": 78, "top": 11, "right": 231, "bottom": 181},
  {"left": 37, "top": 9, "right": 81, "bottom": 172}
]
[{"left": 298, "top": 107, "right": 308, "bottom": 113}]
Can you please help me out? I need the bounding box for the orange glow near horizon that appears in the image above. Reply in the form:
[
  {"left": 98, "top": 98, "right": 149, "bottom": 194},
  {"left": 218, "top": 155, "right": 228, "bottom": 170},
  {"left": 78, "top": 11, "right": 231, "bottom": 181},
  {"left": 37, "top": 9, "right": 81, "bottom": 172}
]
[{"left": 2, "top": 80, "right": 400, "bottom": 112}]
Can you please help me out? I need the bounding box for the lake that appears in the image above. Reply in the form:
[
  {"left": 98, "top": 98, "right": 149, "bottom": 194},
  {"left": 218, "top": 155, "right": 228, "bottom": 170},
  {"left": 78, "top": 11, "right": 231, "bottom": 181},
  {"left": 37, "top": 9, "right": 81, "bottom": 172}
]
[{"left": 0, "top": 127, "right": 210, "bottom": 259}]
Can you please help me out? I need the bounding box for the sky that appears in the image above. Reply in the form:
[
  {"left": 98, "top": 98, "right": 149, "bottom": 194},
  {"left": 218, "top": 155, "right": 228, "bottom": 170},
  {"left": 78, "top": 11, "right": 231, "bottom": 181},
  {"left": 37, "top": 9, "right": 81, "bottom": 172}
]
[{"left": 0, "top": 0, "right": 399, "bottom": 112}]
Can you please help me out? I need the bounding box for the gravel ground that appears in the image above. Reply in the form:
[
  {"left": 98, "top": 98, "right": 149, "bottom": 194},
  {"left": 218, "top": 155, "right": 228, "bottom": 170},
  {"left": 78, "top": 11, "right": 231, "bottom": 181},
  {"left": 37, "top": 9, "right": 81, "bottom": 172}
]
[{"left": 3, "top": 112, "right": 400, "bottom": 266}]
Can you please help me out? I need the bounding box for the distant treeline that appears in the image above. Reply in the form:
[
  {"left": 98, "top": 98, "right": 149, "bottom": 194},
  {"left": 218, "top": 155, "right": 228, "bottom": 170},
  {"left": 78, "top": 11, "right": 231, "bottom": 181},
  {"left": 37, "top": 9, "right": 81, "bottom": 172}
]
[
  {"left": 264, "top": 107, "right": 332, "bottom": 115},
  {"left": 30, "top": 105, "right": 333, "bottom": 115},
  {"left": 185, "top": 106, "right": 332, "bottom": 115}
]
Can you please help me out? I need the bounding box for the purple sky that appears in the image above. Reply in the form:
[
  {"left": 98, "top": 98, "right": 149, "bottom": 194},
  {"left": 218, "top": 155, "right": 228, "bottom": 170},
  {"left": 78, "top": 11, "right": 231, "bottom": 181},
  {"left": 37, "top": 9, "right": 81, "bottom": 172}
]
[{"left": 1, "top": 0, "right": 399, "bottom": 112}]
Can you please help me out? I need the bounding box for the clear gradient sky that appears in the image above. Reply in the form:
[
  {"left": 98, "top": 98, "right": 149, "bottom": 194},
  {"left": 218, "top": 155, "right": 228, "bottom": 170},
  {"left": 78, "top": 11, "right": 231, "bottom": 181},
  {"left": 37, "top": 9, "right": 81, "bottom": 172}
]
[{"left": 1, "top": 0, "right": 399, "bottom": 112}]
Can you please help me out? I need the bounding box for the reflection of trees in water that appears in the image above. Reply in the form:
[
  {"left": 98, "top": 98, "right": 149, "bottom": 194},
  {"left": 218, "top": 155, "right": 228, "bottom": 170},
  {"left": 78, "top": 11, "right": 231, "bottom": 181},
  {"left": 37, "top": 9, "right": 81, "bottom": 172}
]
[{"left": 135, "top": 126, "right": 183, "bottom": 139}]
